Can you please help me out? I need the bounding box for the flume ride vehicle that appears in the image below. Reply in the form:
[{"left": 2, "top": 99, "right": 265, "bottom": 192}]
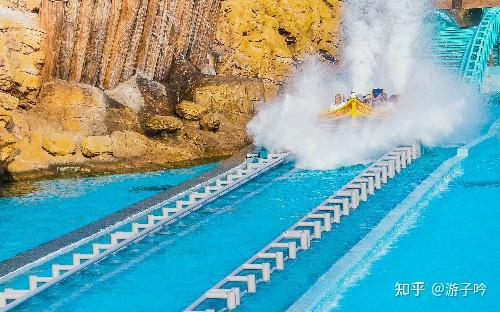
[
  {"left": 320, "top": 97, "right": 374, "bottom": 119},
  {"left": 320, "top": 89, "right": 397, "bottom": 123}
]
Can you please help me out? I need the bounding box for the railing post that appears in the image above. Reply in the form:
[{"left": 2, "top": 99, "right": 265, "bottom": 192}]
[{"left": 498, "top": 44, "right": 500, "bottom": 66}]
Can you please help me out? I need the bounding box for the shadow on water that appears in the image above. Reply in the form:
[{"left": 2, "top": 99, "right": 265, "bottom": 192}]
[
  {"left": 0, "top": 180, "right": 39, "bottom": 197},
  {"left": 0, "top": 156, "right": 224, "bottom": 198}
]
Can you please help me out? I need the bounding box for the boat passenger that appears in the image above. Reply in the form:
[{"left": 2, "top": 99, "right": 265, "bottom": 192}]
[
  {"left": 372, "top": 88, "right": 384, "bottom": 98},
  {"left": 329, "top": 93, "right": 343, "bottom": 110},
  {"left": 363, "top": 93, "right": 374, "bottom": 106},
  {"left": 380, "top": 92, "right": 388, "bottom": 102}
]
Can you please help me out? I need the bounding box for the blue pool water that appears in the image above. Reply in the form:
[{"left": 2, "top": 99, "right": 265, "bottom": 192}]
[
  {"left": 287, "top": 99, "right": 500, "bottom": 312},
  {"left": 11, "top": 162, "right": 364, "bottom": 311},
  {"left": 319, "top": 136, "right": 500, "bottom": 312},
  {"left": 0, "top": 163, "right": 216, "bottom": 261},
  {"left": 237, "top": 147, "right": 455, "bottom": 312},
  {"left": 5, "top": 146, "right": 455, "bottom": 312}
]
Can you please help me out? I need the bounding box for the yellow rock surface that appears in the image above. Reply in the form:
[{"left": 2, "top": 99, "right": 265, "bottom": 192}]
[
  {"left": 0, "top": 143, "right": 16, "bottom": 162},
  {"left": 6, "top": 134, "right": 51, "bottom": 174},
  {"left": 110, "top": 131, "right": 149, "bottom": 159},
  {"left": 215, "top": 0, "right": 341, "bottom": 99},
  {"left": 0, "top": 8, "right": 45, "bottom": 106},
  {"left": 199, "top": 113, "right": 221, "bottom": 132},
  {"left": 144, "top": 115, "right": 183, "bottom": 134},
  {"left": 176, "top": 101, "right": 208, "bottom": 121},
  {"left": 0, "top": 131, "right": 16, "bottom": 147},
  {"left": 0, "top": 91, "right": 19, "bottom": 110},
  {"left": 0, "top": 0, "right": 41, "bottom": 11},
  {"left": 34, "top": 80, "right": 108, "bottom": 135},
  {"left": 41, "top": 133, "right": 77, "bottom": 156},
  {"left": 193, "top": 77, "right": 264, "bottom": 125},
  {"left": 81, "top": 136, "right": 113, "bottom": 158}
]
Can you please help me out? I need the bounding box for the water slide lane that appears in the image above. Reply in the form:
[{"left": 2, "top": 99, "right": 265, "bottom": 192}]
[
  {"left": 288, "top": 119, "right": 499, "bottom": 312},
  {"left": 0, "top": 163, "right": 217, "bottom": 262},
  {"left": 6, "top": 161, "right": 363, "bottom": 311}
]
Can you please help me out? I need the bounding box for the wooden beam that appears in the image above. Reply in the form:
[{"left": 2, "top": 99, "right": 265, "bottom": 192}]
[
  {"left": 434, "top": 0, "right": 453, "bottom": 9},
  {"left": 462, "top": 0, "right": 500, "bottom": 9},
  {"left": 435, "top": 0, "right": 500, "bottom": 9}
]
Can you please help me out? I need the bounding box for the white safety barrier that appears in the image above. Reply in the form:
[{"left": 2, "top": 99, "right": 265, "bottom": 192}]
[
  {"left": 0, "top": 152, "right": 290, "bottom": 311},
  {"left": 185, "top": 143, "right": 421, "bottom": 311}
]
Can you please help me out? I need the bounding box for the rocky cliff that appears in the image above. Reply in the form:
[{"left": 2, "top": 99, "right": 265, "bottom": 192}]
[
  {"left": 214, "top": 0, "right": 341, "bottom": 98},
  {"left": 40, "top": 0, "right": 220, "bottom": 90},
  {"left": 0, "top": 0, "right": 341, "bottom": 181},
  {"left": 0, "top": 7, "right": 45, "bottom": 108}
]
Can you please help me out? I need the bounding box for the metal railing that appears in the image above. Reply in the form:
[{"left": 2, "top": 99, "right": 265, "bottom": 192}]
[
  {"left": 459, "top": 7, "right": 500, "bottom": 88},
  {"left": 0, "top": 152, "right": 290, "bottom": 310},
  {"left": 186, "top": 144, "right": 421, "bottom": 311}
]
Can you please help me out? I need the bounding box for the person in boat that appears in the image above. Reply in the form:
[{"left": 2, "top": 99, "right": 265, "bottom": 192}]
[
  {"left": 371, "top": 88, "right": 386, "bottom": 107},
  {"left": 363, "top": 93, "right": 374, "bottom": 106},
  {"left": 380, "top": 92, "right": 388, "bottom": 101},
  {"left": 329, "top": 93, "right": 344, "bottom": 111}
]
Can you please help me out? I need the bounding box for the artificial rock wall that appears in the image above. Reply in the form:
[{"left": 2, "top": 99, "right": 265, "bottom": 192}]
[
  {"left": 213, "top": 0, "right": 341, "bottom": 98},
  {"left": 40, "top": 0, "right": 221, "bottom": 89}
]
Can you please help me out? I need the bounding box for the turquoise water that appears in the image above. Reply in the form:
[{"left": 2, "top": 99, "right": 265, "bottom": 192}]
[
  {"left": 286, "top": 98, "right": 500, "bottom": 312},
  {"left": 0, "top": 163, "right": 216, "bottom": 261},
  {"left": 328, "top": 136, "right": 500, "bottom": 312},
  {"left": 237, "top": 147, "right": 455, "bottom": 312},
  {"left": 11, "top": 162, "right": 364, "bottom": 311},
  {"left": 6, "top": 147, "right": 457, "bottom": 312},
  {"left": 1, "top": 140, "right": 484, "bottom": 311}
]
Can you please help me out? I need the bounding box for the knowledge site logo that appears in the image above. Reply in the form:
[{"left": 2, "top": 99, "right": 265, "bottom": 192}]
[{"left": 395, "top": 281, "right": 487, "bottom": 297}]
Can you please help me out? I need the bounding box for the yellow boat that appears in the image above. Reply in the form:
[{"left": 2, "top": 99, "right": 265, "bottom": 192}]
[{"left": 320, "top": 98, "right": 374, "bottom": 120}]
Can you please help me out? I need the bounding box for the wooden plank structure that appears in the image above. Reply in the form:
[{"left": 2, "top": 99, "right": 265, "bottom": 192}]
[
  {"left": 435, "top": 0, "right": 500, "bottom": 9},
  {"left": 39, "top": 0, "right": 221, "bottom": 89}
]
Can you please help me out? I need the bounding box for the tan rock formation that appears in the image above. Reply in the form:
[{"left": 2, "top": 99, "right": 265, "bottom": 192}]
[
  {"left": 105, "top": 104, "right": 142, "bottom": 133},
  {"left": 199, "top": 113, "right": 221, "bottom": 132},
  {"left": 105, "top": 76, "right": 175, "bottom": 125},
  {"left": 0, "top": 108, "right": 12, "bottom": 128},
  {"left": 33, "top": 80, "right": 108, "bottom": 135},
  {"left": 0, "top": 143, "right": 15, "bottom": 163},
  {"left": 110, "top": 130, "right": 193, "bottom": 163},
  {"left": 0, "top": 130, "right": 17, "bottom": 164},
  {"left": 214, "top": 0, "right": 341, "bottom": 98},
  {"left": 176, "top": 101, "right": 208, "bottom": 121},
  {"left": 0, "top": 0, "right": 346, "bottom": 183},
  {"left": 144, "top": 115, "right": 183, "bottom": 134},
  {"left": 41, "top": 133, "right": 77, "bottom": 156},
  {"left": 0, "top": 131, "right": 16, "bottom": 147},
  {"left": 40, "top": 0, "right": 222, "bottom": 89},
  {"left": 7, "top": 131, "right": 52, "bottom": 175},
  {"left": 0, "top": 0, "right": 41, "bottom": 11},
  {"left": 193, "top": 76, "right": 264, "bottom": 124},
  {"left": 110, "top": 131, "right": 149, "bottom": 159},
  {"left": 81, "top": 135, "right": 113, "bottom": 157},
  {"left": 1, "top": 75, "right": 264, "bottom": 180},
  {"left": 104, "top": 77, "right": 145, "bottom": 113},
  {"left": 0, "top": 7, "right": 45, "bottom": 106},
  {"left": 0, "top": 92, "right": 19, "bottom": 111}
]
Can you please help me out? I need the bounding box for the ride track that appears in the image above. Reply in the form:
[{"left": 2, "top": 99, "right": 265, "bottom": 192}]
[
  {"left": 459, "top": 7, "right": 500, "bottom": 88},
  {"left": 433, "top": 7, "right": 500, "bottom": 88},
  {"left": 0, "top": 152, "right": 290, "bottom": 310}
]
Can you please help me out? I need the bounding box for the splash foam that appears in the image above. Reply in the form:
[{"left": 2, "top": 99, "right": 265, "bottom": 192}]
[{"left": 248, "top": 0, "right": 484, "bottom": 169}]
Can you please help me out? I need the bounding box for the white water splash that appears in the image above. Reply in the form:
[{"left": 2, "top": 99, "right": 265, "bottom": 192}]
[{"left": 248, "top": 0, "right": 484, "bottom": 169}]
